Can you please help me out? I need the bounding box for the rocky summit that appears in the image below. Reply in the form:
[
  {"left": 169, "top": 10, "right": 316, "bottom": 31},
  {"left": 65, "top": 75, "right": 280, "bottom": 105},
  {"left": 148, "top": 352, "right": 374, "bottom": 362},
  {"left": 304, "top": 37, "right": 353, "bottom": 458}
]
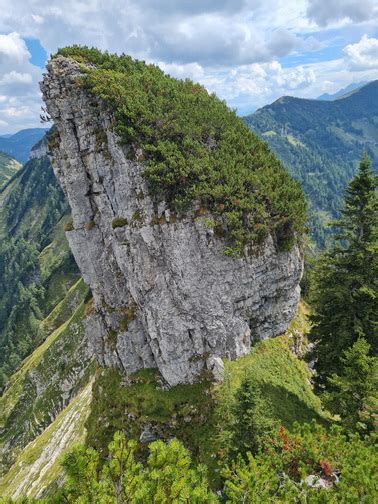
[{"left": 41, "top": 54, "right": 303, "bottom": 386}]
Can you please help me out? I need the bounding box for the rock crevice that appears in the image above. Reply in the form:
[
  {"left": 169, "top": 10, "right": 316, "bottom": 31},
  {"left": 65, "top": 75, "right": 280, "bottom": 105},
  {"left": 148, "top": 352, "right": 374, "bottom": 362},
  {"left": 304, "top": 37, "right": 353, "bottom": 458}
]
[{"left": 42, "top": 56, "right": 303, "bottom": 385}]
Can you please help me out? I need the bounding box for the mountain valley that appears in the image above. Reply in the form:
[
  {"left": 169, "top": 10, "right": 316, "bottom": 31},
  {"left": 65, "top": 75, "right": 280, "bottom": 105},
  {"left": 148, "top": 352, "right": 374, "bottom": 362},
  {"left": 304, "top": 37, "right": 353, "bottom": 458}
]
[{"left": 0, "top": 49, "right": 376, "bottom": 502}]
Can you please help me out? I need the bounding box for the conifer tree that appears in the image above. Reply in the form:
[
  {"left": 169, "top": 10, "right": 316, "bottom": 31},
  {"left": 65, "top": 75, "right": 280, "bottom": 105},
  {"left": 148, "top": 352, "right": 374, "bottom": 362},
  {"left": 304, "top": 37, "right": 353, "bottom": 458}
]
[
  {"left": 231, "top": 376, "right": 278, "bottom": 456},
  {"left": 309, "top": 153, "right": 377, "bottom": 388},
  {"left": 325, "top": 338, "right": 377, "bottom": 432}
]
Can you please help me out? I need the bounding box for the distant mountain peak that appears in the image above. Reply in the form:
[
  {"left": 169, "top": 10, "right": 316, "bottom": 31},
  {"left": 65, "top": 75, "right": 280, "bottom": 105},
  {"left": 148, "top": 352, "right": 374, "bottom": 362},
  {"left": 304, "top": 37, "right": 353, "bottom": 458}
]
[
  {"left": 317, "top": 81, "right": 368, "bottom": 101},
  {"left": 0, "top": 128, "right": 49, "bottom": 163}
]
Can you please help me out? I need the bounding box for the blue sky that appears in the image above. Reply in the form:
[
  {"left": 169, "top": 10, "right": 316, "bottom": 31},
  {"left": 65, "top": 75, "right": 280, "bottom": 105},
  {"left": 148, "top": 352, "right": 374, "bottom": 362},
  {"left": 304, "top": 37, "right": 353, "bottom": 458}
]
[
  {"left": 0, "top": 0, "right": 377, "bottom": 133},
  {"left": 25, "top": 38, "right": 47, "bottom": 68}
]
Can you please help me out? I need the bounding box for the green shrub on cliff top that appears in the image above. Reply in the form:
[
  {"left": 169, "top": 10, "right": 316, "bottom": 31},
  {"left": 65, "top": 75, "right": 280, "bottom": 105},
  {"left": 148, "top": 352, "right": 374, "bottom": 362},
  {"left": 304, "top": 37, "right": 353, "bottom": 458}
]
[{"left": 55, "top": 46, "right": 307, "bottom": 255}]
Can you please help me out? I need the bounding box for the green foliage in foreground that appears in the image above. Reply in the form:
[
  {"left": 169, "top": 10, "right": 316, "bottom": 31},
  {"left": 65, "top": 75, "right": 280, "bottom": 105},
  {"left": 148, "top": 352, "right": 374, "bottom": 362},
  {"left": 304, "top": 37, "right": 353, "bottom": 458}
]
[
  {"left": 55, "top": 45, "right": 306, "bottom": 255},
  {"left": 230, "top": 376, "right": 278, "bottom": 456},
  {"left": 216, "top": 327, "right": 326, "bottom": 458},
  {"left": 223, "top": 423, "right": 377, "bottom": 503},
  {"left": 3, "top": 425, "right": 376, "bottom": 503},
  {"left": 309, "top": 154, "right": 377, "bottom": 387},
  {"left": 31, "top": 432, "right": 216, "bottom": 503}
]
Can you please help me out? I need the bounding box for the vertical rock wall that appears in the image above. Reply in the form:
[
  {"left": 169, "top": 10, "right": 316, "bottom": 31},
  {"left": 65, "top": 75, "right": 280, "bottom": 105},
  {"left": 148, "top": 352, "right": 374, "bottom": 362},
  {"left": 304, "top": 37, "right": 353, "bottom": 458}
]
[{"left": 42, "top": 56, "right": 303, "bottom": 385}]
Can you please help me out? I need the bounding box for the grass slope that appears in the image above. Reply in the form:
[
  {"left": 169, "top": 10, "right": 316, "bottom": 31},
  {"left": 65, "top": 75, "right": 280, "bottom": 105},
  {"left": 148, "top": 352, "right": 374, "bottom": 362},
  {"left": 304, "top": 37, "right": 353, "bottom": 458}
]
[
  {"left": 219, "top": 334, "right": 325, "bottom": 428},
  {"left": 0, "top": 380, "right": 93, "bottom": 499},
  {"left": 0, "top": 278, "right": 88, "bottom": 431},
  {"left": 0, "top": 294, "right": 94, "bottom": 474},
  {"left": 85, "top": 302, "right": 325, "bottom": 486},
  {"left": 86, "top": 367, "right": 215, "bottom": 467},
  {"left": 0, "top": 152, "right": 21, "bottom": 189}
]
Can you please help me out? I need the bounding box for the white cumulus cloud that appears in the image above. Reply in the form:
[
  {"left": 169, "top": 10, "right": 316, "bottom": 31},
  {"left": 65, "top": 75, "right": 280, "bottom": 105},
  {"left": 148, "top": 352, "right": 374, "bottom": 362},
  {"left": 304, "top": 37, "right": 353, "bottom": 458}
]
[
  {"left": 157, "top": 62, "right": 205, "bottom": 81},
  {"left": 0, "top": 0, "right": 307, "bottom": 65},
  {"left": 0, "top": 32, "right": 42, "bottom": 133},
  {"left": 344, "top": 35, "right": 378, "bottom": 71},
  {"left": 0, "top": 71, "right": 33, "bottom": 84},
  {"left": 0, "top": 31, "right": 30, "bottom": 63},
  {"left": 306, "top": 0, "right": 378, "bottom": 27},
  {"left": 199, "top": 61, "right": 316, "bottom": 113}
]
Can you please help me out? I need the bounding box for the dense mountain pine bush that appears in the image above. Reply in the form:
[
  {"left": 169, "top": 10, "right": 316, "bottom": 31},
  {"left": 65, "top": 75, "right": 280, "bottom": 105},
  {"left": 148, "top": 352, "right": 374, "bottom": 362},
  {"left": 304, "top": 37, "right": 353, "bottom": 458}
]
[
  {"left": 55, "top": 46, "right": 306, "bottom": 255},
  {"left": 1, "top": 425, "right": 376, "bottom": 503}
]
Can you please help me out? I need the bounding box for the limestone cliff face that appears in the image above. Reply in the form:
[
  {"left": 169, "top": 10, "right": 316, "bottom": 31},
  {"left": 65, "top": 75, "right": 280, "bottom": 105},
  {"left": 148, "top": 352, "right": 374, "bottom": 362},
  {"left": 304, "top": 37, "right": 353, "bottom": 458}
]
[{"left": 41, "top": 56, "right": 303, "bottom": 385}]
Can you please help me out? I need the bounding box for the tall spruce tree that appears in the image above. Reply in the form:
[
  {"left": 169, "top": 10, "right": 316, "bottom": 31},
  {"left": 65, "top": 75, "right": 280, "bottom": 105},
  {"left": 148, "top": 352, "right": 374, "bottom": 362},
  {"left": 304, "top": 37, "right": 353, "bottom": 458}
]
[
  {"left": 231, "top": 377, "right": 278, "bottom": 456},
  {"left": 309, "top": 153, "right": 377, "bottom": 388},
  {"left": 325, "top": 338, "right": 377, "bottom": 432}
]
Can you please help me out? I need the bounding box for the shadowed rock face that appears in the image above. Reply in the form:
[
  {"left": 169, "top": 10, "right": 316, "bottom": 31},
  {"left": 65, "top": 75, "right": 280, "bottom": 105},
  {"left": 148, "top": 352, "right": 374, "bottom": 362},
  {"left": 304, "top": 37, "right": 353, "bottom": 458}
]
[{"left": 41, "top": 56, "right": 303, "bottom": 385}]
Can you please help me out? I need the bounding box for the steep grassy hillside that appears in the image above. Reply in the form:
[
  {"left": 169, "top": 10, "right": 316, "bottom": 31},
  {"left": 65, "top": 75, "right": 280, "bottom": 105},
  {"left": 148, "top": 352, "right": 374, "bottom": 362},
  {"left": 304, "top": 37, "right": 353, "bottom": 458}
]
[
  {"left": 0, "top": 139, "right": 94, "bottom": 493},
  {"left": 0, "top": 278, "right": 94, "bottom": 472},
  {"left": 0, "top": 152, "right": 75, "bottom": 387},
  {"left": 0, "top": 380, "right": 93, "bottom": 499},
  {"left": 0, "top": 152, "right": 21, "bottom": 189},
  {"left": 245, "top": 81, "right": 378, "bottom": 246}
]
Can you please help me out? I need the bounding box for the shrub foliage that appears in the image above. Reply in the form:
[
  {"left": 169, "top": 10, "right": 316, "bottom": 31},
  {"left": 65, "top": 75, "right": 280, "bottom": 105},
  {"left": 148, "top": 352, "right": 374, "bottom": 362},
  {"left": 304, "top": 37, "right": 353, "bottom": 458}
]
[
  {"left": 55, "top": 46, "right": 306, "bottom": 255},
  {"left": 2, "top": 426, "right": 376, "bottom": 503}
]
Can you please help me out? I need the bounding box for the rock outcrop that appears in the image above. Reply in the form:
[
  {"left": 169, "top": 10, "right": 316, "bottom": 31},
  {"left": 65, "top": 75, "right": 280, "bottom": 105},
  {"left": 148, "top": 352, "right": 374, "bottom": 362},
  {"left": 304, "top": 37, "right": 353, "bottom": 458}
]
[
  {"left": 29, "top": 135, "right": 48, "bottom": 160},
  {"left": 41, "top": 56, "right": 303, "bottom": 385}
]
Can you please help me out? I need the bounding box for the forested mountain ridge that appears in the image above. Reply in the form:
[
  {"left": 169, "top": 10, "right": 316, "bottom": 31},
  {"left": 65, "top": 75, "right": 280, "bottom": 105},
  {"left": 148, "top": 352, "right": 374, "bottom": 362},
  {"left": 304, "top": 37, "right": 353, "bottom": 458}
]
[
  {"left": 245, "top": 80, "right": 378, "bottom": 246},
  {"left": 0, "top": 142, "right": 70, "bottom": 385},
  {"left": 0, "top": 137, "right": 94, "bottom": 493}
]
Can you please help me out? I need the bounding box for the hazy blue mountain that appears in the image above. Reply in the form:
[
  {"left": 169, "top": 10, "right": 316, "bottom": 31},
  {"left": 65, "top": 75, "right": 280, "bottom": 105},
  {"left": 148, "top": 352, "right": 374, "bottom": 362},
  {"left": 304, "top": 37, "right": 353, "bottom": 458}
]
[
  {"left": 245, "top": 80, "right": 378, "bottom": 246},
  {"left": 317, "top": 81, "right": 368, "bottom": 101},
  {"left": 0, "top": 128, "right": 48, "bottom": 163}
]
